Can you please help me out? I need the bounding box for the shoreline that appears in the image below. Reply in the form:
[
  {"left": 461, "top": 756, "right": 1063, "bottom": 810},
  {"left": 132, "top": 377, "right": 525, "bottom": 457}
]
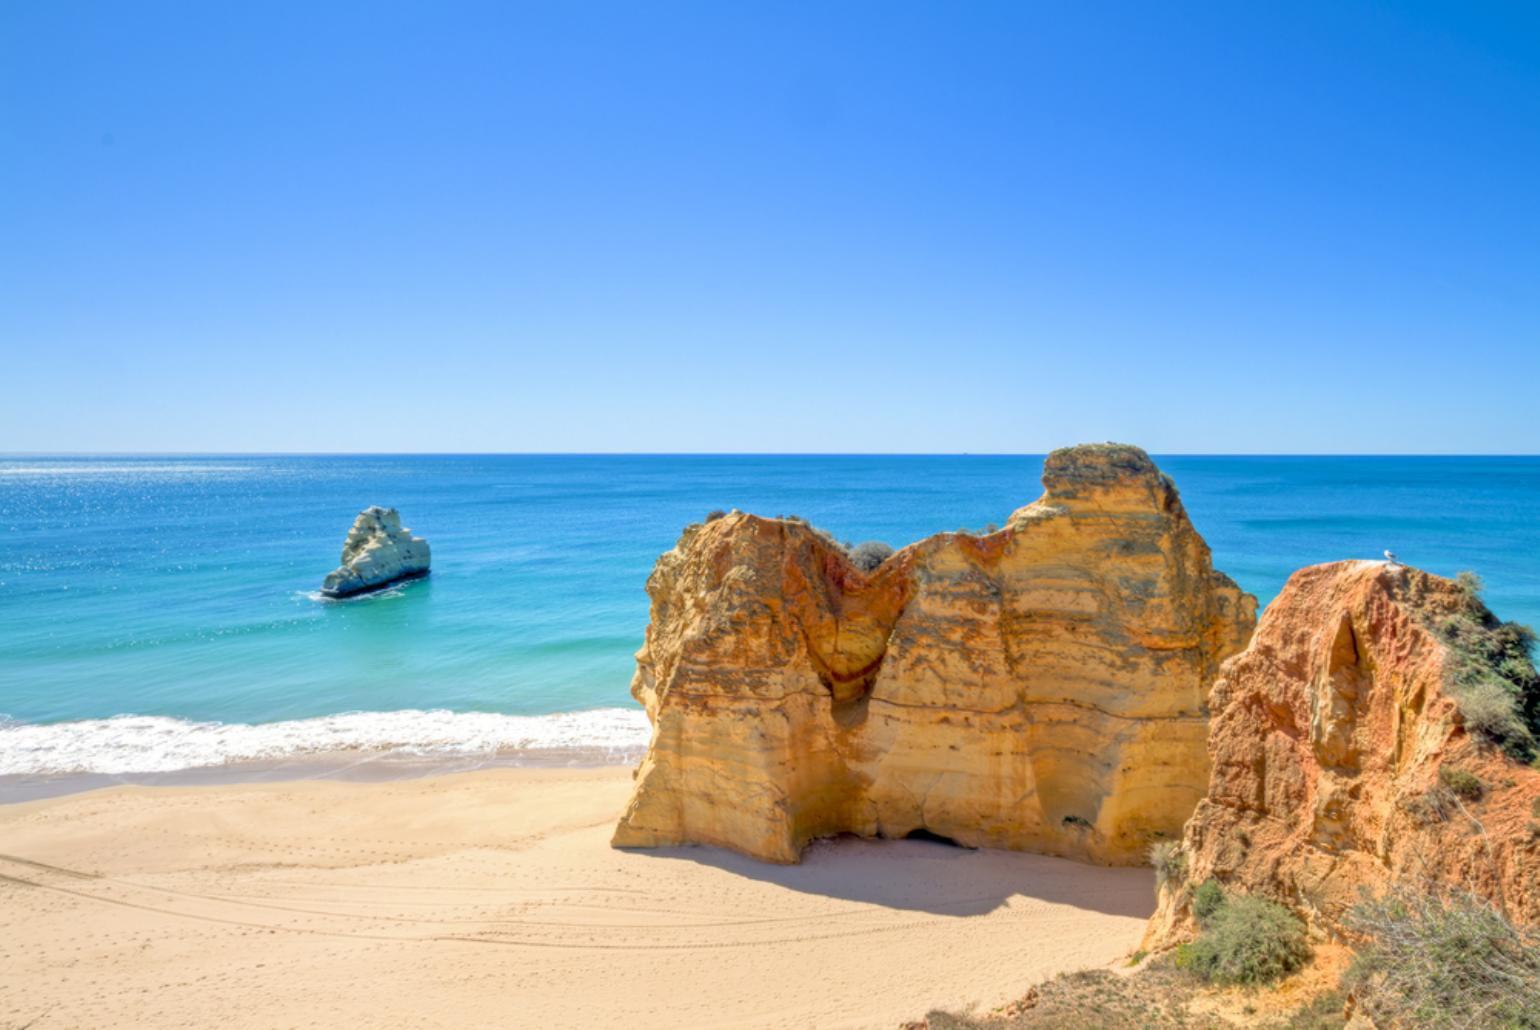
[
  {"left": 0, "top": 705, "right": 652, "bottom": 793},
  {"left": 0, "top": 765, "right": 1154, "bottom": 1028},
  {"left": 0, "top": 741, "right": 644, "bottom": 804}
]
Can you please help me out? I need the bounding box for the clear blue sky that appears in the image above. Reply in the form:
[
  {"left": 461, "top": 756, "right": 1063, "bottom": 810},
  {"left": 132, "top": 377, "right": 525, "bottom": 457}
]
[{"left": 3, "top": 2, "right": 1537, "bottom": 453}]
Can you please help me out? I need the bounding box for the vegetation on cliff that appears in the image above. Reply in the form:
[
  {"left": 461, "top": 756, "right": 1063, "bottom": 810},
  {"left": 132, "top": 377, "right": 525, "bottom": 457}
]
[
  {"left": 1149, "top": 840, "right": 1186, "bottom": 891},
  {"left": 1345, "top": 884, "right": 1540, "bottom": 1028},
  {"left": 1416, "top": 570, "right": 1540, "bottom": 761},
  {"left": 847, "top": 540, "right": 895, "bottom": 571},
  {"left": 917, "top": 883, "right": 1540, "bottom": 1027},
  {"left": 1175, "top": 887, "right": 1310, "bottom": 987}
]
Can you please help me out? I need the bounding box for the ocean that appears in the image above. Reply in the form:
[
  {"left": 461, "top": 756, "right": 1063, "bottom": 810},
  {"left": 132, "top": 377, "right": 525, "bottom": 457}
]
[{"left": 3, "top": 454, "right": 1539, "bottom": 777}]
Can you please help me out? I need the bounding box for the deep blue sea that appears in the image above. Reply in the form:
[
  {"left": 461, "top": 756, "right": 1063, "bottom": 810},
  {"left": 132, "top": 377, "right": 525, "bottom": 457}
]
[{"left": 3, "top": 454, "right": 1539, "bottom": 775}]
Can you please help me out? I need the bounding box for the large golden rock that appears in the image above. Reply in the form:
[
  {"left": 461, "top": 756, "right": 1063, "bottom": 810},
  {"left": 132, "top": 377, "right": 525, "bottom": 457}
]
[
  {"left": 1145, "top": 560, "right": 1540, "bottom": 945},
  {"left": 612, "top": 444, "right": 1256, "bottom": 865}
]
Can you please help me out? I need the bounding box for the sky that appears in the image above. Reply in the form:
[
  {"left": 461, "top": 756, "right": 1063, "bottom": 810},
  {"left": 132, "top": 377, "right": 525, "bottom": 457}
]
[{"left": 2, "top": 2, "right": 1538, "bottom": 454}]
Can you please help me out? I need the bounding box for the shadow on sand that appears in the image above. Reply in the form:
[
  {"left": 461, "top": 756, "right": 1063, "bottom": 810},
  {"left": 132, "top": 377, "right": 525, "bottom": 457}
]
[{"left": 629, "top": 832, "right": 1157, "bottom": 919}]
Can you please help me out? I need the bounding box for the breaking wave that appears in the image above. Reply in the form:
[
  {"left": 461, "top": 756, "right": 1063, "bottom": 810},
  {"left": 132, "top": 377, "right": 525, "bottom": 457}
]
[{"left": 0, "top": 707, "right": 651, "bottom": 776}]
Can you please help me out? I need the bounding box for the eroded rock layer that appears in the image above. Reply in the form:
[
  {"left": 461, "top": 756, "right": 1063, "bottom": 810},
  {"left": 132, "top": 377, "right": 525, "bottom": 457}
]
[
  {"left": 1146, "top": 561, "right": 1540, "bottom": 946},
  {"left": 612, "top": 444, "right": 1256, "bottom": 865}
]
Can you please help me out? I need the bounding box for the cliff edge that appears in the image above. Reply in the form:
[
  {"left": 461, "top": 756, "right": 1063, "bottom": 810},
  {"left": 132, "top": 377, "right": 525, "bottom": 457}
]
[
  {"left": 1146, "top": 560, "right": 1540, "bottom": 947},
  {"left": 612, "top": 443, "right": 1256, "bottom": 865}
]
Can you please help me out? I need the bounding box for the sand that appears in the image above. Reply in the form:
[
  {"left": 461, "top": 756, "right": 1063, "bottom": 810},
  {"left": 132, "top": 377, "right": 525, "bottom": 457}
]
[{"left": 0, "top": 766, "right": 1155, "bottom": 1029}]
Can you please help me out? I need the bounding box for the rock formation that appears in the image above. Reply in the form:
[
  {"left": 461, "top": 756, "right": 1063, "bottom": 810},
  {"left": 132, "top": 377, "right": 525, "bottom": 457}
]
[
  {"left": 1145, "top": 561, "right": 1540, "bottom": 946},
  {"left": 612, "top": 444, "right": 1256, "bottom": 865},
  {"left": 320, "top": 507, "right": 431, "bottom": 598}
]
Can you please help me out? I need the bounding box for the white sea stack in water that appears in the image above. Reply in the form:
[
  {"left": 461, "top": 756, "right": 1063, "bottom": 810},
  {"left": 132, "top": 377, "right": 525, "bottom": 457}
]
[{"left": 320, "top": 506, "right": 431, "bottom": 598}]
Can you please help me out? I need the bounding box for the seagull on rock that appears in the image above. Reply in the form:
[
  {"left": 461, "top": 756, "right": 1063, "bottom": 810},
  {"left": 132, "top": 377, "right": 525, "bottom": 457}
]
[{"left": 1384, "top": 549, "right": 1399, "bottom": 566}]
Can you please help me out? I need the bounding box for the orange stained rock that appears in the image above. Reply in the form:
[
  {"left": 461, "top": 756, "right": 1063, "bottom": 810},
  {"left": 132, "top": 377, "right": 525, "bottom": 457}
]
[{"left": 1146, "top": 560, "right": 1540, "bottom": 946}]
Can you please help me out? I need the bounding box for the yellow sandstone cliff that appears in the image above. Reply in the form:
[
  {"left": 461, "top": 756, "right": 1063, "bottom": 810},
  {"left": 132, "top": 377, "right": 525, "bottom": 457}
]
[
  {"left": 612, "top": 444, "right": 1256, "bottom": 865},
  {"left": 1145, "top": 560, "right": 1540, "bottom": 946}
]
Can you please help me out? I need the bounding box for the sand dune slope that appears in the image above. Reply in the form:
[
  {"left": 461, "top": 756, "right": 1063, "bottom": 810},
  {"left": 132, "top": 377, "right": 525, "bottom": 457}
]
[{"left": 0, "top": 768, "right": 1152, "bottom": 1029}]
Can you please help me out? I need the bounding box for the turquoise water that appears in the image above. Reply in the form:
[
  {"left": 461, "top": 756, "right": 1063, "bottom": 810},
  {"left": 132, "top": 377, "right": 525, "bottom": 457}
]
[{"left": 3, "top": 455, "right": 1539, "bottom": 772}]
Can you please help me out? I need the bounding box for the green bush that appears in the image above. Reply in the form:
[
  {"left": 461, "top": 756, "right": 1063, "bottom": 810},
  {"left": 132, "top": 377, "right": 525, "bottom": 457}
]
[
  {"left": 1455, "top": 570, "right": 1486, "bottom": 599},
  {"left": 705, "top": 509, "right": 727, "bottom": 522},
  {"left": 1148, "top": 840, "right": 1186, "bottom": 892},
  {"left": 1175, "top": 894, "right": 1310, "bottom": 986},
  {"left": 1438, "top": 765, "right": 1484, "bottom": 801},
  {"left": 1433, "top": 573, "right": 1540, "bottom": 761},
  {"left": 1192, "top": 878, "right": 1225, "bottom": 923},
  {"left": 848, "top": 540, "right": 894, "bottom": 572},
  {"left": 1346, "top": 885, "right": 1540, "bottom": 1027}
]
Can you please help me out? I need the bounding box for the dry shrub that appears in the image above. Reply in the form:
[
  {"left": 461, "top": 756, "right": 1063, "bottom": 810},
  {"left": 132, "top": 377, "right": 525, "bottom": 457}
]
[
  {"left": 1455, "top": 677, "right": 1533, "bottom": 752},
  {"left": 848, "top": 540, "right": 894, "bottom": 571},
  {"left": 1401, "top": 784, "right": 1457, "bottom": 826},
  {"left": 1346, "top": 885, "right": 1540, "bottom": 1027}
]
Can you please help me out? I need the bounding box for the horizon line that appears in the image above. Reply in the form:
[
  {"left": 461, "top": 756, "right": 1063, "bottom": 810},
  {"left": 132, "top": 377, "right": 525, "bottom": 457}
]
[{"left": 5, "top": 451, "right": 1540, "bottom": 459}]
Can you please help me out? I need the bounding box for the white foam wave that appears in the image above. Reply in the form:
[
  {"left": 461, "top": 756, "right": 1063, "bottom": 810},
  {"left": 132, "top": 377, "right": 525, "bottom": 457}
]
[
  {"left": 294, "top": 587, "right": 408, "bottom": 604},
  {"left": 0, "top": 708, "right": 651, "bottom": 775}
]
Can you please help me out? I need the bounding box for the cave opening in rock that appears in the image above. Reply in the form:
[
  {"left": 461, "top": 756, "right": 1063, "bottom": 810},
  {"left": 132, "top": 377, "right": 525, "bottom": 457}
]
[{"left": 903, "top": 827, "right": 973, "bottom": 849}]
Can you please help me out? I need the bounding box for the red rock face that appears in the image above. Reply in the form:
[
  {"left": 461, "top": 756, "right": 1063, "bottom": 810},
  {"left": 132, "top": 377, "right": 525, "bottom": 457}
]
[
  {"left": 1147, "top": 561, "right": 1540, "bottom": 945},
  {"left": 612, "top": 444, "right": 1256, "bottom": 865}
]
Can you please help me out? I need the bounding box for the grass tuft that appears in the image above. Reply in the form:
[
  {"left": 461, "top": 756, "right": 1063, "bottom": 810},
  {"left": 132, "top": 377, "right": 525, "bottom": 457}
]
[{"left": 1149, "top": 840, "right": 1186, "bottom": 893}]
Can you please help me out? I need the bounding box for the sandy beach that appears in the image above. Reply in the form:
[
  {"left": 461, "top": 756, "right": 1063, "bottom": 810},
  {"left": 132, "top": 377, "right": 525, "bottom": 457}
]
[{"left": 0, "top": 766, "right": 1154, "bottom": 1029}]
